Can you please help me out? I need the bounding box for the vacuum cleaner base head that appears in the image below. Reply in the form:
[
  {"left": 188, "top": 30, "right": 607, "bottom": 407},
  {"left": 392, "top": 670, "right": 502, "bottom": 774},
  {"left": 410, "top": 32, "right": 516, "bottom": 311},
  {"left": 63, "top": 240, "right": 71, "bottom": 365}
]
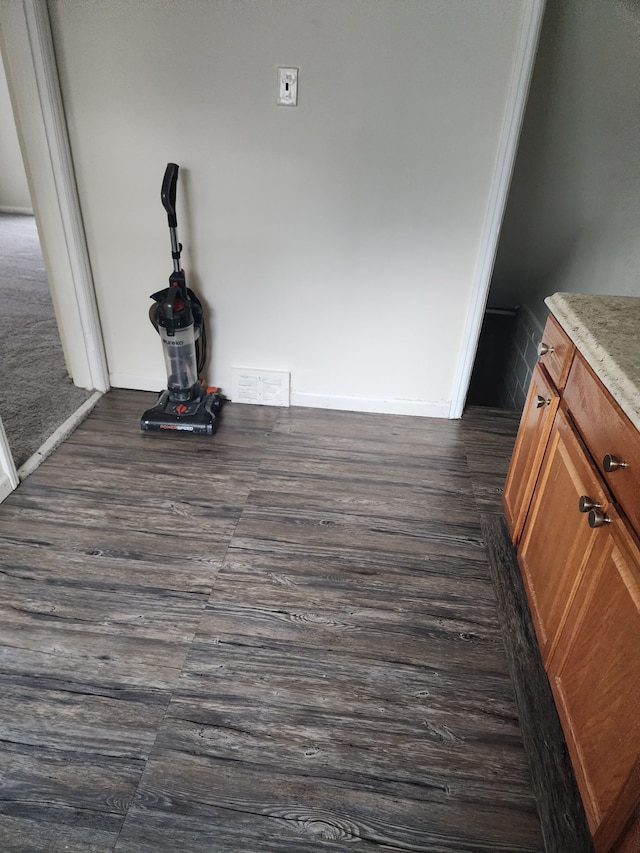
[{"left": 140, "top": 388, "right": 225, "bottom": 435}]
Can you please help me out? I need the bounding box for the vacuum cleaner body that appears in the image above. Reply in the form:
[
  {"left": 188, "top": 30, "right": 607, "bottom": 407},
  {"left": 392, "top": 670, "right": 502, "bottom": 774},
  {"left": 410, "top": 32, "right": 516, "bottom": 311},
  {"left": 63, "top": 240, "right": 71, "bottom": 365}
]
[{"left": 141, "top": 164, "right": 224, "bottom": 434}]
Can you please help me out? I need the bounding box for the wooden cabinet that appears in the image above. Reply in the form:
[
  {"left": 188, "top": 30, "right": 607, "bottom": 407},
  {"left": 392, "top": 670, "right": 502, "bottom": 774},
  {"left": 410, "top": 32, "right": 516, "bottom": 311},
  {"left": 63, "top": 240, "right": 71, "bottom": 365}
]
[
  {"left": 547, "top": 505, "right": 640, "bottom": 840},
  {"left": 504, "top": 312, "right": 640, "bottom": 853},
  {"left": 598, "top": 759, "right": 640, "bottom": 853},
  {"left": 518, "top": 408, "right": 611, "bottom": 662},
  {"left": 503, "top": 314, "right": 575, "bottom": 545},
  {"left": 503, "top": 364, "right": 559, "bottom": 544}
]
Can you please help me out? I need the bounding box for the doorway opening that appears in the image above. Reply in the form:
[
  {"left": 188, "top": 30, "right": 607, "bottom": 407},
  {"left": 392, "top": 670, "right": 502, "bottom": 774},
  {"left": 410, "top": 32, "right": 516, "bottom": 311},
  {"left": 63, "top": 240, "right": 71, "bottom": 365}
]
[
  {"left": 0, "top": 213, "right": 92, "bottom": 468},
  {"left": 0, "top": 55, "right": 91, "bottom": 472}
]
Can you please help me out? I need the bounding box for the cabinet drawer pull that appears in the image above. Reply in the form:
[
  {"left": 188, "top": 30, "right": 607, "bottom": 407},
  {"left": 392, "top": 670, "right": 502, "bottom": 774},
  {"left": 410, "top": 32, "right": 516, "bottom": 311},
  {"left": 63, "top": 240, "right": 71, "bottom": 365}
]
[
  {"left": 603, "top": 453, "right": 628, "bottom": 472},
  {"left": 579, "top": 496, "right": 601, "bottom": 513},
  {"left": 537, "top": 342, "right": 554, "bottom": 357},
  {"left": 588, "top": 508, "right": 611, "bottom": 528},
  {"left": 536, "top": 395, "right": 551, "bottom": 408}
]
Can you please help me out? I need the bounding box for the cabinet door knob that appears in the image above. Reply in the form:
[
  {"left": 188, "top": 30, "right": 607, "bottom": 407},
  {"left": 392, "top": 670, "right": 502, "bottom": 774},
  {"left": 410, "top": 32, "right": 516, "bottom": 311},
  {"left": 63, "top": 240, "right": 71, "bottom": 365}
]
[
  {"left": 588, "top": 508, "right": 611, "bottom": 528},
  {"left": 579, "top": 495, "right": 601, "bottom": 513},
  {"left": 603, "top": 453, "right": 628, "bottom": 472},
  {"left": 537, "top": 342, "right": 554, "bottom": 357},
  {"left": 536, "top": 395, "right": 551, "bottom": 408}
]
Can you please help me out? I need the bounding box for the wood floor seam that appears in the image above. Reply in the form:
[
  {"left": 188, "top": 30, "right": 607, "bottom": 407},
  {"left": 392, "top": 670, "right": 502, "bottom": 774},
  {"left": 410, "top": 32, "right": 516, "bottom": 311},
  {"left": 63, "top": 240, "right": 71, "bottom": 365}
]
[{"left": 117, "top": 405, "right": 284, "bottom": 844}]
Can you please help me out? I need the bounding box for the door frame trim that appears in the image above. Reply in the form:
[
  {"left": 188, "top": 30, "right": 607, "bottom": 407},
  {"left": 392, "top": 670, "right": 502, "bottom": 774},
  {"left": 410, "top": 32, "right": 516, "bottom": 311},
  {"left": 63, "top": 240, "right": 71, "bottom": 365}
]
[
  {"left": 0, "top": 0, "right": 109, "bottom": 394},
  {"left": 449, "top": 0, "right": 546, "bottom": 418},
  {"left": 0, "top": 416, "right": 19, "bottom": 498}
]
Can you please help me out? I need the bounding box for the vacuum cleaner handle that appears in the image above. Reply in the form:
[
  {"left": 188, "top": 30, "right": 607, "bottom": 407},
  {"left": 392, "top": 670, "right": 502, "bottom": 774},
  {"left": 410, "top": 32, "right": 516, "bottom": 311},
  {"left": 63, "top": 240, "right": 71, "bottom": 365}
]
[{"left": 161, "top": 163, "right": 179, "bottom": 228}]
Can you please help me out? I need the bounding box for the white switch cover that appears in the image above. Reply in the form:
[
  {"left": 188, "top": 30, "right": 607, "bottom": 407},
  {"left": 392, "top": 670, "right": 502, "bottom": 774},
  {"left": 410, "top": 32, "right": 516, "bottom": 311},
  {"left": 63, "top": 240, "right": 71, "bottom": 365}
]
[
  {"left": 277, "top": 67, "right": 298, "bottom": 106},
  {"left": 231, "top": 368, "right": 290, "bottom": 406}
]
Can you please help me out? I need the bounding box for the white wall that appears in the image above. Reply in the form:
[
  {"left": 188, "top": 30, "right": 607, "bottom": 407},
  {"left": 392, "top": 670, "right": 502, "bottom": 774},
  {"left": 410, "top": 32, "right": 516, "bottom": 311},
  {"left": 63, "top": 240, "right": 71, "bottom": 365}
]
[
  {"left": 50, "top": 0, "right": 529, "bottom": 415},
  {"left": 0, "top": 53, "right": 31, "bottom": 212},
  {"left": 490, "top": 0, "right": 640, "bottom": 327}
]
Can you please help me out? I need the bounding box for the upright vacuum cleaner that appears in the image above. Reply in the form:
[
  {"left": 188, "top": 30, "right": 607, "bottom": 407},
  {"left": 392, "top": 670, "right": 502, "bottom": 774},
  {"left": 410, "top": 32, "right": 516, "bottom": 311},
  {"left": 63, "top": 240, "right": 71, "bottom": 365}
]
[{"left": 141, "top": 163, "right": 224, "bottom": 434}]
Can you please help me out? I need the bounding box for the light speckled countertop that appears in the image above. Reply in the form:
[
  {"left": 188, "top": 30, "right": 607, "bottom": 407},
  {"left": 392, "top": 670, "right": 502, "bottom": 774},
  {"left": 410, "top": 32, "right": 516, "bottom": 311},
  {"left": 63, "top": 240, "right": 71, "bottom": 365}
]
[{"left": 545, "top": 293, "right": 640, "bottom": 431}]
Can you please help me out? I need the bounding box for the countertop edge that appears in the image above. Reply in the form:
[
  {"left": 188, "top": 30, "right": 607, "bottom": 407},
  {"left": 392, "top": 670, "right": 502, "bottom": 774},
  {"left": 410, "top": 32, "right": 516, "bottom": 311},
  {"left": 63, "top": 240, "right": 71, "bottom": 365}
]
[{"left": 545, "top": 293, "right": 640, "bottom": 432}]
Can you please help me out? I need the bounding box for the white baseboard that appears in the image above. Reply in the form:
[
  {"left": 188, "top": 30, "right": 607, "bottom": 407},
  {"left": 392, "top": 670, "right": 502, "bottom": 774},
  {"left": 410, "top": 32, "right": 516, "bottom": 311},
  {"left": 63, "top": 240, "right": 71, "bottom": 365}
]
[
  {"left": 0, "top": 206, "right": 34, "bottom": 215},
  {"left": 289, "top": 391, "right": 450, "bottom": 418},
  {"left": 109, "top": 373, "right": 165, "bottom": 393},
  {"left": 110, "top": 374, "right": 450, "bottom": 418}
]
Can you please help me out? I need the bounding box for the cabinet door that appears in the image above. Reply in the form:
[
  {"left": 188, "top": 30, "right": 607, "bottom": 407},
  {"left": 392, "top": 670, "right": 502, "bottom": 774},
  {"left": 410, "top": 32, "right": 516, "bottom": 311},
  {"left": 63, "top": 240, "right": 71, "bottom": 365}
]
[
  {"left": 503, "top": 364, "right": 559, "bottom": 544},
  {"left": 547, "top": 509, "right": 640, "bottom": 847},
  {"left": 594, "top": 758, "right": 640, "bottom": 853},
  {"left": 518, "top": 407, "right": 610, "bottom": 662}
]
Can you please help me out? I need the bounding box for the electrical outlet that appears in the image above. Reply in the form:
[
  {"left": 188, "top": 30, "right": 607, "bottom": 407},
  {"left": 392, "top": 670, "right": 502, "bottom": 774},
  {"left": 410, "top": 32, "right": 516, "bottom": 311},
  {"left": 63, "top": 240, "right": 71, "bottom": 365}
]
[
  {"left": 231, "top": 368, "right": 290, "bottom": 406},
  {"left": 277, "top": 67, "right": 298, "bottom": 106}
]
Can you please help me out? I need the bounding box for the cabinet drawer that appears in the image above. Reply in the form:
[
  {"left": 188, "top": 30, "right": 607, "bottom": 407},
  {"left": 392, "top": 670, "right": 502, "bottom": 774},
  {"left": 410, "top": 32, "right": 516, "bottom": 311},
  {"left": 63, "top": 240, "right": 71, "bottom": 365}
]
[
  {"left": 538, "top": 314, "right": 575, "bottom": 390},
  {"left": 564, "top": 353, "right": 640, "bottom": 533}
]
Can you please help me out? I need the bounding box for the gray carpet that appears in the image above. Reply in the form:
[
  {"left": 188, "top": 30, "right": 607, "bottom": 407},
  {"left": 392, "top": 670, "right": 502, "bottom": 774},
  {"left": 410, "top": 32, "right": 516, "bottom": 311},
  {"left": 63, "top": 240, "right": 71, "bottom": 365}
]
[{"left": 0, "top": 213, "right": 92, "bottom": 468}]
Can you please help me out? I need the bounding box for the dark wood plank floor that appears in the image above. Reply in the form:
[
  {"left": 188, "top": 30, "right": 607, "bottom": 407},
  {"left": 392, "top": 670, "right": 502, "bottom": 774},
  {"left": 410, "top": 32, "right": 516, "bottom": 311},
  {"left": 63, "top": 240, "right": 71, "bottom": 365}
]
[{"left": 0, "top": 391, "right": 546, "bottom": 852}]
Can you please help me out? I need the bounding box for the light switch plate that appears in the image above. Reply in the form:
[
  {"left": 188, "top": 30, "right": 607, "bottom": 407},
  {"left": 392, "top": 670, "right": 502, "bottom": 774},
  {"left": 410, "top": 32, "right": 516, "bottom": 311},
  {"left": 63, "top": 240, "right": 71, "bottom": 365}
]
[{"left": 277, "top": 67, "right": 298, "bottom": 106}]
